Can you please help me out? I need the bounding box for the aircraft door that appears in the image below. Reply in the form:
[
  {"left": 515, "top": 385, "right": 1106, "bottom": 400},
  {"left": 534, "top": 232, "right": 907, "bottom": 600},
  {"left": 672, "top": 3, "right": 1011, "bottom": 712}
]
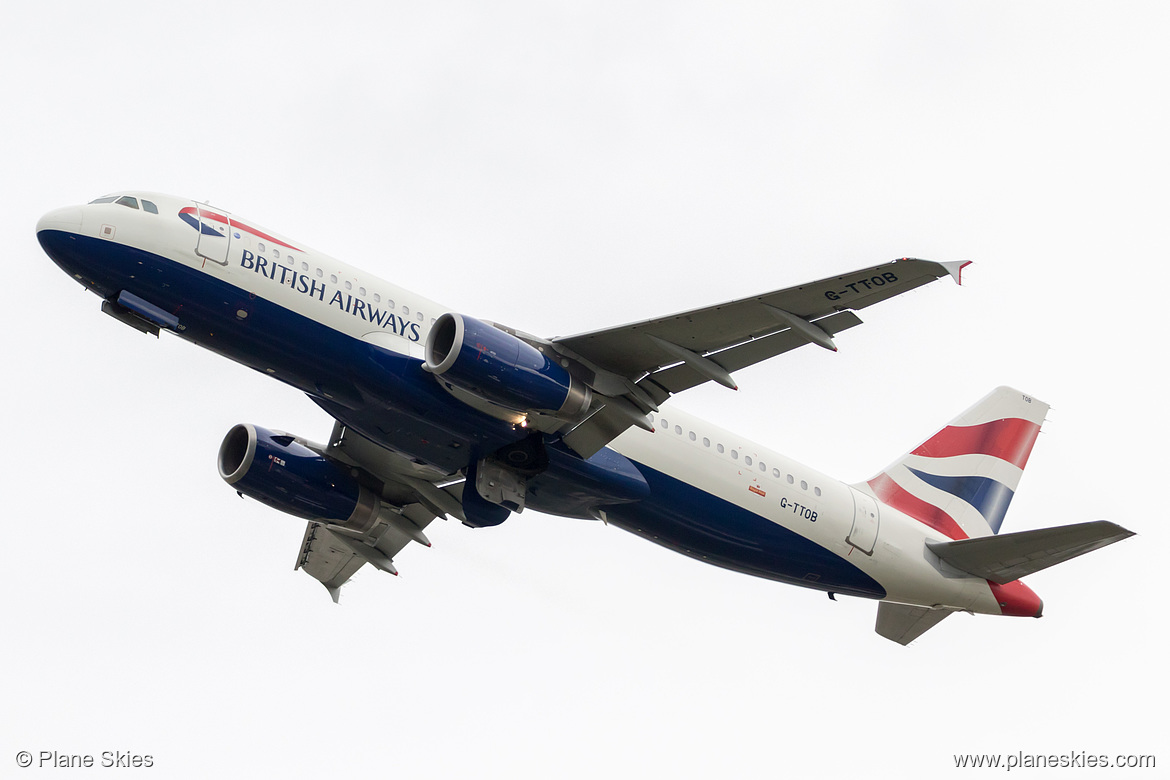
[
  {"left": 193, "top": 202, "right": 231, "bottom": 266},
  {"left": 848, "top": 490, "right": 879, "bottom": 555}
]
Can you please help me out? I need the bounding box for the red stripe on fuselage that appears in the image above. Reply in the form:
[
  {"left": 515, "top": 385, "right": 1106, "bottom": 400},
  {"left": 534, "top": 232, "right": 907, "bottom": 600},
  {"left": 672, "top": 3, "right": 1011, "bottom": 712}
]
[
  {"left": 867, "top": 472, "right": 968, "bottom": 540},
  {"left": 912, "top": 418, "right": 1041, "bottom": 469},
  {"left": 179, "top": 207, "right": 302, "bottom": 252}
]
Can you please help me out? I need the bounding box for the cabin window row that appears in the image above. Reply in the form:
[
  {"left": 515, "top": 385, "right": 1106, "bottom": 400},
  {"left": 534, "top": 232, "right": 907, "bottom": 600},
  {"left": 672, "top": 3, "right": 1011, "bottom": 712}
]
[
  {"left": 652, "top": 415, "right": 822, "bottom": 497},
  {"left": 253, "top": 242, "right": 435, "bottom": 326}
]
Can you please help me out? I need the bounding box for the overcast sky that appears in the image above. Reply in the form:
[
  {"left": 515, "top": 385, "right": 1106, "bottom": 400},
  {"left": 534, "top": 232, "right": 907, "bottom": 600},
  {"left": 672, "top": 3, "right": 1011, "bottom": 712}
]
[{"left": 3, "top": 2, "right": 1166, "bottom": 778}]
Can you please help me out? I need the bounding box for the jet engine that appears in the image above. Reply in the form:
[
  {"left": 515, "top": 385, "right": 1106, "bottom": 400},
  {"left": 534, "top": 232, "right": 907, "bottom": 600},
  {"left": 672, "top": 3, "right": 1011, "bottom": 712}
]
[
  {"left": 423, "top": 313, "right": 590, "bottom": 421},
  {"left": 217, "top": 423, "right": 380, "bottom": 531}
]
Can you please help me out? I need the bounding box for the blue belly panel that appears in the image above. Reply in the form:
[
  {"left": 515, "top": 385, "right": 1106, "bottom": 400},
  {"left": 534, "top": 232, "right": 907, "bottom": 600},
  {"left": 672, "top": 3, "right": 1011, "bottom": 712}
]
[{"left": 604, "top": 463, "right": 886, "bottom": 599}]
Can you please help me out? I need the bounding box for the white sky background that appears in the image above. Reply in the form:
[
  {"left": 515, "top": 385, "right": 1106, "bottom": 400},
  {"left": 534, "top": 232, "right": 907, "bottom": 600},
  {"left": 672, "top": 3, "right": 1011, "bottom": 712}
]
[{"left": 2, "top": 2, "right": 1166, "bottom": 777}]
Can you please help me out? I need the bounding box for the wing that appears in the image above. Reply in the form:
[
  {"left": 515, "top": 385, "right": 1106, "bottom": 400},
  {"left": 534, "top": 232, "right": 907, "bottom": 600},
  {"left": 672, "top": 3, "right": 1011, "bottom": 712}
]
[
  {"left": 553, "top": 258, "right": 968, "bottom": 457},
  {"left": 294, "top": 419, "right": 468, "bottom": 601}
]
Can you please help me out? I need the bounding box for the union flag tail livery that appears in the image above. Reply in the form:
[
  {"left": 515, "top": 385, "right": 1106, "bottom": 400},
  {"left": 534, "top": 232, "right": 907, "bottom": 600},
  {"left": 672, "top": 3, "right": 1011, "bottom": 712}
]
[
  {"left": 864, "top": 388, "right": 1132, "bottom": 644},
  {"left": 863, "top": 387, "right": 1048, "bottom": 540},
  {"left": 36, "top": 191, "right": 1134, "bottom": 644}
]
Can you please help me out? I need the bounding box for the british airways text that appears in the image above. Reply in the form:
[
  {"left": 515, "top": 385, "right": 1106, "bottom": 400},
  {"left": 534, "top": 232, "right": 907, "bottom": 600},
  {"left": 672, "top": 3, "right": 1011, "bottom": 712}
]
[{"left": 239, "top": 250, "right": 421, "bottom": 340}]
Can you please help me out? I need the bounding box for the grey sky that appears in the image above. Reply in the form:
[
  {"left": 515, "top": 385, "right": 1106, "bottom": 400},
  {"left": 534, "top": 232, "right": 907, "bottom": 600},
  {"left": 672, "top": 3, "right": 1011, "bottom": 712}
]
[{"left": 4, "top": 3, "right": 1165, "bottom": 777}]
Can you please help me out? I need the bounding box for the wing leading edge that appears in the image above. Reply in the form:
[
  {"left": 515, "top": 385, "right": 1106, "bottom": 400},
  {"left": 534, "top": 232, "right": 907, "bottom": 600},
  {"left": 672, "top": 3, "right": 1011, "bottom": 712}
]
[{"left": 553, "top": 258, "right": 968, "bottom": 457}]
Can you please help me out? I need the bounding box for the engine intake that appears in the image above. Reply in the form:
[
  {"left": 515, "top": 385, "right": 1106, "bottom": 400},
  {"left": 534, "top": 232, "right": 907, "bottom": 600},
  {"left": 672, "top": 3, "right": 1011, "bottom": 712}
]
[
  {"left": 218, "top": 424, "right": 379, "bottom": 530},
  {"left": 424, "top": 313, "right": 590, "bottom": 419}
]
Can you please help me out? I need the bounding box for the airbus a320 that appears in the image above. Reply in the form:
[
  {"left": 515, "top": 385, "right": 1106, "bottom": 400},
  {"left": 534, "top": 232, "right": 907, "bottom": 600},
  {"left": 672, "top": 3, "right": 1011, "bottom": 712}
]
[{"left": 36, "top": 192, "right": 1133, "bottom": 644}]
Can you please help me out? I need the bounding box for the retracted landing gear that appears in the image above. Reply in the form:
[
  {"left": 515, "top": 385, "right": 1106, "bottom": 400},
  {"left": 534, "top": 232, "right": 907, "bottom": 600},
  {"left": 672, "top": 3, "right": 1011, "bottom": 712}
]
[{"left": 460, "top": 433, "right": 548, "bottom": 528}]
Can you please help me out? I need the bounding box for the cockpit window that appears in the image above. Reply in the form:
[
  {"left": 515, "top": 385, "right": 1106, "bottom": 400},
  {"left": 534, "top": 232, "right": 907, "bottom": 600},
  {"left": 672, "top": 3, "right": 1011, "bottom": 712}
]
[
  {"left": 142, "top": 200, "right": 158, "bottom": 214},
  {"left": 89, "top": 196, "right": 118, "bottom": 204},
  {"left": 115, "top": 196, "right": 139, "bottom": 209}
]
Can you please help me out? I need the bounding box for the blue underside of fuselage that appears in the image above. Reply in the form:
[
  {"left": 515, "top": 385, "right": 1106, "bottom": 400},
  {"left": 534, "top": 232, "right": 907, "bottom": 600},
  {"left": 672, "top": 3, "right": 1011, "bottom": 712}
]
[
  {"left": 605, "top": 463, "right": 885, "bottom": 599},
  {"left": 39, "top": 229, "right": 885, "bottom": 597}
]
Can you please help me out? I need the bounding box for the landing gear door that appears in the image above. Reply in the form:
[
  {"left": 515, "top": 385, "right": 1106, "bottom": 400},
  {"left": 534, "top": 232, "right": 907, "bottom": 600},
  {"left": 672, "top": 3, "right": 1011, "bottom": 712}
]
[
  {"left": 848, "top": 491, "right": 880, "bottom": 555},
  {"left": 193, "top": 202, "right": 231, "bottom": 266}
]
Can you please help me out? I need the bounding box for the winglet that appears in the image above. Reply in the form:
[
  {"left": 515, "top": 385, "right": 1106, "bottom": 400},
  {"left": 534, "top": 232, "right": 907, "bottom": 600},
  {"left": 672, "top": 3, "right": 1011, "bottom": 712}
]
[{"left": 938, "top": 260, "right": 972, "bottom": 285}]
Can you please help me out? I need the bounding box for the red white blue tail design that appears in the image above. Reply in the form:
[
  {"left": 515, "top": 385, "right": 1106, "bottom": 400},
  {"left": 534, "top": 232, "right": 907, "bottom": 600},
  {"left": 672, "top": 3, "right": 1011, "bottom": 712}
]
[{"left": 861, "top": 387, "right": 1048, "bottom": 539}]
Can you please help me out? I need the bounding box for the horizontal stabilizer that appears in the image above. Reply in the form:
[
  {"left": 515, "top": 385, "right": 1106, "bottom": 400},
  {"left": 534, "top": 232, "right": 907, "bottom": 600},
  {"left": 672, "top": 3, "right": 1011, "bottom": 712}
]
[
  {"left": 927, "top": 521, "right": 1134, "bottom": 584},
  {"left": 876, "top": 603, "right": 957, "bottom": 645}
]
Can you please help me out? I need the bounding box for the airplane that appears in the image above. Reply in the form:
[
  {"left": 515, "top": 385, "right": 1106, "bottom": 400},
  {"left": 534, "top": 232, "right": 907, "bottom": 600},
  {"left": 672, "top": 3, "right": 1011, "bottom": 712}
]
[{"left": 36, "top": 191, "right": 1134, "bottom": 644}]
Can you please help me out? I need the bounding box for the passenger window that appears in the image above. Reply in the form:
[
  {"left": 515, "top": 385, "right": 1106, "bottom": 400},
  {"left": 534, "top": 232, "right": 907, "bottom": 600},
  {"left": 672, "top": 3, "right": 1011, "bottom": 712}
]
[
  {"left": 674, "top": 425, "right": 682, "bottom": 435},
  {"left": 703, "top": 437, "right": 710, "bottom": 447},
  {"left": 717, "top": 443, "right": 724, "bottom": 454},
  {"left": 142, "top": 200, "right": 158, "bottom": 214},
  {"left": 814, "top": 487, "right": 822, "bottom": 497},
  {"left": 744, "top": 456, "right": 753, "bottom": 466},
  {"left": 402, "top": 305, "right": 410, "bottom": 315},
  {"left": 115, "top": 196, "right": 139, "bottom": 209},
  {"left": 688, "top": 431, "right": 696, "bottom": 441},
  {"left": 661, "top": 419, "right": 669, "bottom": 430},
  {"left": 731, "top": 450, "right": 738, "bottom": 460},
  {"left": 759, "top": 462, "right": 766, "bottom": 472},
  {"left": 787, "top": 475, "right": 794, "bottom": 484},
  {"left": 772, "top": 468, "right": 780, "bottom": 478},
  {"left": 800, "top": 480, "right": 808, "bottom": 490}
]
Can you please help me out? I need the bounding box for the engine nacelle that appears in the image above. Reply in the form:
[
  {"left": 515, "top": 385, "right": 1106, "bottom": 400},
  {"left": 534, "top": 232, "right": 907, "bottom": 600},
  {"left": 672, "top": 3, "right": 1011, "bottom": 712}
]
[
  {"left": 423, "top": 313, "right": 590, "bottom": 419},
  {"left": 217, "top": 424, "right": 379, "bottom": 530}
]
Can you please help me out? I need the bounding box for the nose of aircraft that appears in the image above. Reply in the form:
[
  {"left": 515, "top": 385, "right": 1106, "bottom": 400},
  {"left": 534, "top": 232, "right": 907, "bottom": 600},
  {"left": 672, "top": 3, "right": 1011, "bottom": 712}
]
[{"left": 37, "top": 205, "right": 84, "bottom": 236}]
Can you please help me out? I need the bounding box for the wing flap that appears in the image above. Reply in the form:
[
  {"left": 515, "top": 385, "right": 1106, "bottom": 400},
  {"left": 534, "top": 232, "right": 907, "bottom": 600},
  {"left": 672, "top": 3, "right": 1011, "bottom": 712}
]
[
  {"left": 926, "top": 521, "right": 1134, "bottom": 584},
  {"left": 296, "top": 522, "right": 369, "bottom": 602},
  {"left": 291, "top": 421, "right": 453, "bottom": 600},
  {"left": 649, "top": 310, "right": 863, "bottom": 395}
]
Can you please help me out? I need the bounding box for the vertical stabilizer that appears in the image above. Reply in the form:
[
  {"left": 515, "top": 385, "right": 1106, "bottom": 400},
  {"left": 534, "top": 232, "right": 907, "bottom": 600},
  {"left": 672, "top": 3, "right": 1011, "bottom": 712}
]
[{"left": 858, "top": 387, "right": 1049, "bottom": 539}]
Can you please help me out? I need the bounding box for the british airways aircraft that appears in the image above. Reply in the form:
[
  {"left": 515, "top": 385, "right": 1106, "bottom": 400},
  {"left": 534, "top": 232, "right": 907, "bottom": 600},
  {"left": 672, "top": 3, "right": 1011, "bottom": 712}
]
[{"left": 37, "top": 192, "right": 1133, "bottom": 644}]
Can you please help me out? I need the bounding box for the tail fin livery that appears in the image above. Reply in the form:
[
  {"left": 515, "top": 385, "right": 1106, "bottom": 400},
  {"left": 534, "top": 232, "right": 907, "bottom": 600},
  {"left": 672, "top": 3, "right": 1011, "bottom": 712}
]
[{"left": 859, "top": 387, "right": 1049, "bottom": 539}]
